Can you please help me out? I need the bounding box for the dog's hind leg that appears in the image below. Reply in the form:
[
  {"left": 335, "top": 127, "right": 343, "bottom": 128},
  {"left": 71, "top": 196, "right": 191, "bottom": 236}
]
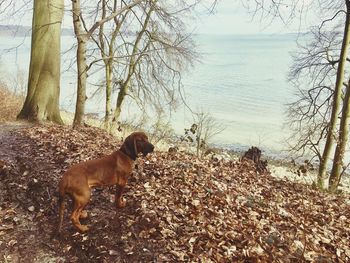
[
  {"left": 57, "top": 195, "right": 66, "bottom": 234},
  {"left": 70, "top": 190, "right": 91, "bottom": 233}
]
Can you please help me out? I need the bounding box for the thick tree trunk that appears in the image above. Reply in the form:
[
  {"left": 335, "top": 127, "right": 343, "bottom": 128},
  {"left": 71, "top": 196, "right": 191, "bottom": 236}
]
[
  {"left": 72, "top": 0, "right": 88, "bottom": 126},
  {"left": 317, "top": 3, "right": 350, "bottom": 189},
  {"left": 17, "top": 0, "right": 64, "bottom": 124}
]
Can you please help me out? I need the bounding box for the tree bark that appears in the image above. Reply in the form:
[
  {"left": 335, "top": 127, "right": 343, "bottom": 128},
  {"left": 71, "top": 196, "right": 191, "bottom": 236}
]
[
  {"left": 98, "top": 0, "right": 123, "bottom": 130},
  {"left": 329, "top": 75, "right": 350, "bottom": 192},
  {"left": 328, "top": 2, "right": 350, "bottom": 192},
  {"left": 104, "top": 64, "right": 112, "bottom": 127},
  {"left": 112, "top": 6, "right": 153, "bottom": 123},
  {"left": 317, "top": 2, "right": 350, "bottom": 189},
  {"left": 72, "top": 0, "right": 88, "bottom": 126},
  {"left": 113, "top": 83, "right": 127, "bottom": 122},
  {"left": 17, "top": 0, "right": 64, "bottom": 123}
]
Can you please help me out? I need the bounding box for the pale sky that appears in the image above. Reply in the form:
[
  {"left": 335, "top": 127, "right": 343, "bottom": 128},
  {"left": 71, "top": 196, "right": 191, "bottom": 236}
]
[
  {"left": 2, "top": 0, "right": 318, "bottom": 35},
  {"left": 192, "top": 0, "right": 317, "bottom": 35}
]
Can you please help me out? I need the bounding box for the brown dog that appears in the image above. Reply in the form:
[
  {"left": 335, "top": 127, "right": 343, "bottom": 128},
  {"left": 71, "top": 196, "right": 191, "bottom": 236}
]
[{"left": 57, "top": 132, "right": 154, "bottom": 233}]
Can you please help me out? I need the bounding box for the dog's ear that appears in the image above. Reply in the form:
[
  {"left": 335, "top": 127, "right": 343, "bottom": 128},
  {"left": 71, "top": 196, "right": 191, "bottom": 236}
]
[{"left": 121, "top": 134, "right": 138, "bottom": 160}]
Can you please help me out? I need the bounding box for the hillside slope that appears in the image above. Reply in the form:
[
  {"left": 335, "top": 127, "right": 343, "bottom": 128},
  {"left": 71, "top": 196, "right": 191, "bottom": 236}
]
[{"left": 0, "top": 123, "right": 349, "bottom": 262}]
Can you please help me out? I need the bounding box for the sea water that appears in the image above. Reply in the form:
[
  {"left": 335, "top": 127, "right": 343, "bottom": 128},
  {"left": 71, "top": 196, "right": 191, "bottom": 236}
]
[
  {"left": 0, "top": 33, "right": 298, "bottom": 155},
  {"left": 174, "top": 34, "right": 297, "bottom": 154}
]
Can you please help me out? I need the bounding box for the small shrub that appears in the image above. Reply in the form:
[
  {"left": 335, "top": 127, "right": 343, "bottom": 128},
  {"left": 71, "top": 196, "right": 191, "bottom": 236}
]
[
  {"left": 180, "top": 111, "right": 225, "bottom": 158},
  {"left": 0, "top": 83, "right": 24, "bottom": 122}
]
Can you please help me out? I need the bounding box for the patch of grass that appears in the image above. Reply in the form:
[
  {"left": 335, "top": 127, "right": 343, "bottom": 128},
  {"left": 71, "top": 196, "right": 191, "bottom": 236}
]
[{"left": 0, "top": 83, "right": 24, "bottom": 122}]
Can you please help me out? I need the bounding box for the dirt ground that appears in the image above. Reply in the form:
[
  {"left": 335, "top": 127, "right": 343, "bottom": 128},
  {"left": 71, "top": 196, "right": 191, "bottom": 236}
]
[
  {"left": 0, "top": 122, "right": 349, "bottom": 263},
  {"left": 0, "top": 123, "right": 164, "bottom": 262}
]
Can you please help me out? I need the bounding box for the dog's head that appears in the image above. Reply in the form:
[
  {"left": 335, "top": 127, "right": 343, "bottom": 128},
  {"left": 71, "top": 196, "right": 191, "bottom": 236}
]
[{"left": 121, "top": 132, "right": 154, "bottom": 160}]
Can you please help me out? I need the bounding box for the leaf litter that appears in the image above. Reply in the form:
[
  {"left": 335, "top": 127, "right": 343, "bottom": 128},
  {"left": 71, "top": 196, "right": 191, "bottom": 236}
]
[{"left": 0, "top": 123, "right": 349, "bottom": 262}]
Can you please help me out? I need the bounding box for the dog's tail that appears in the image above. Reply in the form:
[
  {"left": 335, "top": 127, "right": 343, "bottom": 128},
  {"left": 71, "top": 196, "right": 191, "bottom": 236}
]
[{"left": 57, "top": 179, "right": 67, "bottom": 234}]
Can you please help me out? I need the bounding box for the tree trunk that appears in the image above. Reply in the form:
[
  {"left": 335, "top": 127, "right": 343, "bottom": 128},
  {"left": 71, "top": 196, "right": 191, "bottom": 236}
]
[
  {"left": 105, "top": 63, "right": 112, "bottom": 128},
  {"left": 112, "top": 6, "right": 153, "bottom": 124},
  {"left": 17, "top": 0, "right": 64, "bottom": 124},
  {"left": 317, "top": 3, "right": 350, "bottom": 189},
  {"left": 72, "top": 0, "right": 88, "bottom": 126},
  {"left": 99, "top": 0, "right": 120, "bottom": 130},
  {"left": 99, "top": 0, "right": 110, "bottom": 128},
  {"left": 104, "top": 7, "right": 122, "bottom": 130},
  {"left": 329, "top": 75, "right": 350, "bottom": 192},
  {"left": 113, "top": 83, "right": 128, "bottom": 122}
]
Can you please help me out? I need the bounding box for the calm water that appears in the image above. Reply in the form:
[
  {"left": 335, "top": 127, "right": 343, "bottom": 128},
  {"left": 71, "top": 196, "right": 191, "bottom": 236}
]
[
  {"left": 178, "top": 34, "right": 297, "bottom": 153},
  {"left": 0, "top": 34, "right": 298, "bottom": 154}
]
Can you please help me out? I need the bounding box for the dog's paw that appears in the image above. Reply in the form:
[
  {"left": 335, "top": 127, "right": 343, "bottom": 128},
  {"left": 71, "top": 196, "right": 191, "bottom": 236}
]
[
  {"left": 79, "top": 225, "right": 89, "bottom": 233},
  {"left": 80, "top": 210, "right": 88, "bottom": 219},
  {"left": 116, "top": 198, "right": 126, "bottom": 208}
]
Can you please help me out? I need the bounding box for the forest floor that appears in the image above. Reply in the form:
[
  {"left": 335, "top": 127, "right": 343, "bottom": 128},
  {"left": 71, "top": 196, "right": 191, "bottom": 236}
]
[{"left": 0, "top": 122, "right": 350, "bottom": 263}]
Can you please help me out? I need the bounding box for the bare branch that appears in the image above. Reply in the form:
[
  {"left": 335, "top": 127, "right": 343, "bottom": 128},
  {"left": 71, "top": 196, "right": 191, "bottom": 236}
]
[{"left": 87, "top": 0, "right": 143, "bottom": 38}]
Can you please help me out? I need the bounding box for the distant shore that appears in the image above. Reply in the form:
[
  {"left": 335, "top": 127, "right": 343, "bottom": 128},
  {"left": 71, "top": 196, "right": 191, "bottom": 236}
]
[{"left": 0, "top": 24, "right": 73, "bottom": 37}]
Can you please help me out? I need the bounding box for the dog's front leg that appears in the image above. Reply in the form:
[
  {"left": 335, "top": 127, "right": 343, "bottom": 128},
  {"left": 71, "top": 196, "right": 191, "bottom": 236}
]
[{"left": 116, "top": 184, "right": 126, "bottom": 208}]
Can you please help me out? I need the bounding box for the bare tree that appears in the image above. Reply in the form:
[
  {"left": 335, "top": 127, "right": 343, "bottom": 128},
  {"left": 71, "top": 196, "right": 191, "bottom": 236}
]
[
  {"left": 96, "top": 0, "right": 129, "bottom": 129},
  {"left": 320, "top": 1, "right": 350, "bottom": 190},
  {"left": 112, "top": 2, "right": 155, "bottom": 123},
  {"left": 243, "top": 0, "right": 350, "bottom": 191},
  {"left": 328, "top": 1, "right": 350, "bottom": 191},
  {"left": 83, "top": 0, "right": 198, "bottom": 131},
  {"left": 112, "top": 1, "right": 197, "bottom": 122},
  {"left": 71, "top": 0, "right": 143, "bottom": 126},
  {"left": 286, "top": 25, "right": 344, "bottom": 187},
  {"left": 286, "top": 0, "right": 350, "bottom": 192}
]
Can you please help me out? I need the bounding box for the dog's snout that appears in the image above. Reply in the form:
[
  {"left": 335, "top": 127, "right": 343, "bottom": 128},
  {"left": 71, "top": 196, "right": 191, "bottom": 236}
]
[
  {"left": 145, "top": 142, "right": 154, "bottom": 153},
  {"left": 142, "top": 142, "right": 154, "bottom": 157},
  {"left": 149, "top": 143, "right": 154, "bottom": 152}
]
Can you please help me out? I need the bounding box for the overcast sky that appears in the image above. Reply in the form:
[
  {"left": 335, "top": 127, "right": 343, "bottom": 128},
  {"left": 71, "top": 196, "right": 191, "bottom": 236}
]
[
  {"left": 193, "top": 0, "right": 317, "bottom": 35},
  {"left": 2, "top": 0, "right": 318, "bottom": 35}
]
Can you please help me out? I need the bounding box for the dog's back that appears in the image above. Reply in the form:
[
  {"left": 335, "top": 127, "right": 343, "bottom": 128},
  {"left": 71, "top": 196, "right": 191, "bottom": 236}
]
[{"left": 56, "top": 132, "right": 154, "bottom": 233}]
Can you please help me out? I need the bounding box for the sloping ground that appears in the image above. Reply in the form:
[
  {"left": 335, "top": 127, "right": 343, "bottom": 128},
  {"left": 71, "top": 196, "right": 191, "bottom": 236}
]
[{"left": 0, "top": 124, "right": 349, "bottom": 262}]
